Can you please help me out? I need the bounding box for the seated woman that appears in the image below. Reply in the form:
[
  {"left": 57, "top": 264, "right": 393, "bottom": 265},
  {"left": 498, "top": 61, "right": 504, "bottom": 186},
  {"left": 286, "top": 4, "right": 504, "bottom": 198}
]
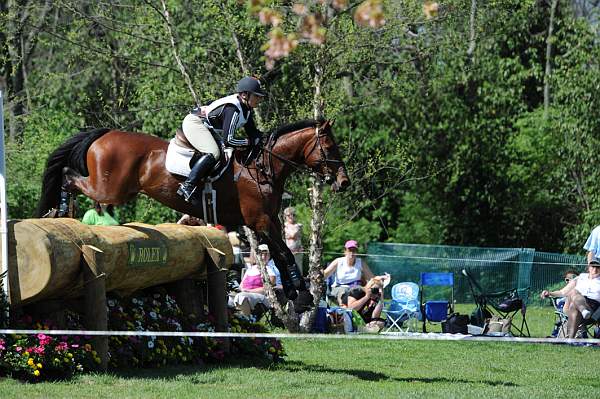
[
  {"left": 542, "top": 262, "right": 600, "bottom": 338},
  {"left": 324, "top": 240, "right": 379, "bottom": 305},
  {"left": 340, "top": 278, "right": 386, "bottom": 332},
  {"left": 234, "top": 244, "right": 280, "bottom": 316}
]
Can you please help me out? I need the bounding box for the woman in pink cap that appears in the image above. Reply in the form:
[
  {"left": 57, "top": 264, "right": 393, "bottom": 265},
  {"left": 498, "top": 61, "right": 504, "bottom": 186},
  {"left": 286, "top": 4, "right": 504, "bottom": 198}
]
[{"left": 324, "top": 240, "right": 377, "bottom": 305}]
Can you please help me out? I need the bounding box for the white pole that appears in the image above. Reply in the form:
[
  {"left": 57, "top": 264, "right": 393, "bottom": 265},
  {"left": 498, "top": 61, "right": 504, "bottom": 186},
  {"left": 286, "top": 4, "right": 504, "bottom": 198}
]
[{"left": 0, "top": 90, "right": 9, "bottom": 301}]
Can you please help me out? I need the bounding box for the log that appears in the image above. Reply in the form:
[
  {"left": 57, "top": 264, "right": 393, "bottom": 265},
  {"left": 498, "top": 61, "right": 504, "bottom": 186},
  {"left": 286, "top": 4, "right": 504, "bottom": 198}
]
[{"left": 5, "top": 219, "right": 233, "bottom": 305}]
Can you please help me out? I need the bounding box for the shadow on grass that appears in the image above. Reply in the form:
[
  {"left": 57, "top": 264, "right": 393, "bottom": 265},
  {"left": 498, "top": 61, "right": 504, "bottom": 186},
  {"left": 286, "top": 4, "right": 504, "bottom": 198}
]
[
  {"left": 276, "top": 361, "right": 518, "bottom": 387},
  {"left": 104, "top": 357, "right": 278, "bottom": 380},
  {"left": 105, "top": 358, "right": 515, "bottom": 388}
]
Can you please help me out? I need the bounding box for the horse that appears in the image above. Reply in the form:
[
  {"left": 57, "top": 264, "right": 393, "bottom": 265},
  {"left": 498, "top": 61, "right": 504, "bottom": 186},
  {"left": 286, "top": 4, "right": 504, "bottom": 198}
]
[{"left": 35, "top": 119, "right": 350, "bottom": 306}]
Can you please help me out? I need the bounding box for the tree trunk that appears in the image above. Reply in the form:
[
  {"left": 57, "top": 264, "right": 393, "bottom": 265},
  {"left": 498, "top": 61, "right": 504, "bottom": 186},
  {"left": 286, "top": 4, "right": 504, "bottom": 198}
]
[
  {"left": 543, "top": 0, "right": 559, "bottom": 119},
  {"left": 242, "top": 226, "right": 299, "bottom": 331}
]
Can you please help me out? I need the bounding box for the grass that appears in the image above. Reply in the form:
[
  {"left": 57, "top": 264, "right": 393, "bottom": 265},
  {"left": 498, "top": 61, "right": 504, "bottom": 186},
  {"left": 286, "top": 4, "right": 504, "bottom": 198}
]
[{"left": 0, "top": 306, "right": 597, "bottom": 398}]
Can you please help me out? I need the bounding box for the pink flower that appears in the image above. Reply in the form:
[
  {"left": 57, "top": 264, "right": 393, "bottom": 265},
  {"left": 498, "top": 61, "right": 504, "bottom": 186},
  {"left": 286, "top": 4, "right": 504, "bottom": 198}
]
[
  {"left": 15, "top": 346, "right": 22, "bottom": 352},
  {"left": 37, "top": 333, "right": 52, "bottom": 345},
  {"left": 55, "top": 342, "right": 69, "bottom": 351},
  {"left": 32, "top": 346, "right": 45, "bottom": 355}
]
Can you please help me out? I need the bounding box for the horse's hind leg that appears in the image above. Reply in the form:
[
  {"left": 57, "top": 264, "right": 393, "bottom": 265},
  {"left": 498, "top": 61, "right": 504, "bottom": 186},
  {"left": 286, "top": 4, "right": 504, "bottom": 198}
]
[
  {"left": 62, "top": 166, "right": 133, "bottom": 205},
  {"left": 53, "top": 167, "right": 80, "bottom": 217}
]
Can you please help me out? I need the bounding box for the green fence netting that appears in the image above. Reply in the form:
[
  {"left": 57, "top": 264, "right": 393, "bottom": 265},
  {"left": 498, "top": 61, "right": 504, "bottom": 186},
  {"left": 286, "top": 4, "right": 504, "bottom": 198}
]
[{"left": 366, "top": 243, "right": 586, "bottom": 304}]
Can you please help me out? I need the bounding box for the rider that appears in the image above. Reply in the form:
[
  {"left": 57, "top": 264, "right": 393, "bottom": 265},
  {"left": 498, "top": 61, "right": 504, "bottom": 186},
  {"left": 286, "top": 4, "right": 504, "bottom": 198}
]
[{"left": 177, "top": 76, "right": 266, "bottom": 202}]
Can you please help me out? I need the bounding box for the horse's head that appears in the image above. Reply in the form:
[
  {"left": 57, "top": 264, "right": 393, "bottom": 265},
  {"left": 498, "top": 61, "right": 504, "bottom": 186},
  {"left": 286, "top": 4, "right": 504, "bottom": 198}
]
[{"left": 304, "top": 120, "right": 350, "bottom": 192}]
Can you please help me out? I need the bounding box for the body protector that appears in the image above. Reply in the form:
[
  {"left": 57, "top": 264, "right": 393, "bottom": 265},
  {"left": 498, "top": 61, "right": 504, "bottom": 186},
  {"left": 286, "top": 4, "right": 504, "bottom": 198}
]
[{"left": 200, "top": 94, "right": 255, "bottom": 147}]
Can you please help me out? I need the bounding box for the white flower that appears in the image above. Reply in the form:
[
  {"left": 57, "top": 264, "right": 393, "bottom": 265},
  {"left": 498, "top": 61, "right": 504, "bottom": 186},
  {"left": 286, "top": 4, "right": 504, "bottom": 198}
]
[
  {"left": 108, "top": 300, "right": 116, "bottom": 307},
  {"left": 147, "top": 341, "right": 155, "bottom": 349},
  {"left": 149, "top": 311, "right": 157, "bottom": 319}
]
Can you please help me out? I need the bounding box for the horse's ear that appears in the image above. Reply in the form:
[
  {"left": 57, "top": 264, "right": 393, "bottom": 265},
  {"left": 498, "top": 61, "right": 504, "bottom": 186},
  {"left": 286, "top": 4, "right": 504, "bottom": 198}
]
[{"left": 322, "top": 119, "right": 334, "bottom": 131}]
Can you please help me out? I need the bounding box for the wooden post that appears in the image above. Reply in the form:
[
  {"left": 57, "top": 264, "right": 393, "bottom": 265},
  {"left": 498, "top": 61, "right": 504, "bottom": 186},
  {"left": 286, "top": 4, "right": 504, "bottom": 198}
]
[
  {"left": 206, "top": 247, "right": 229, "bottom": 353},
  {"left": 82, "top": 245, "right": 108, "bottom": 371},
  {"left": 167, "top": 279, "right": 204, "bottom": 323}
]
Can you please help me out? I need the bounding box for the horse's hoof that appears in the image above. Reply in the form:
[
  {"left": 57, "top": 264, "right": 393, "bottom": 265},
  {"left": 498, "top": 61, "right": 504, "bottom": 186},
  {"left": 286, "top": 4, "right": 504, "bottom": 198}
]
[{"left": 293, "top": 290, "right": 313, "bottom": 313}]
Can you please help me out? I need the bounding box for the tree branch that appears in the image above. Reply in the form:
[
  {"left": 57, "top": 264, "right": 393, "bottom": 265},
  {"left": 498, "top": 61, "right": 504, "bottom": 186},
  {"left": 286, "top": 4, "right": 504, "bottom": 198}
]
[{"left": 158, "top": 0, "right": 199, "bottom": 107}]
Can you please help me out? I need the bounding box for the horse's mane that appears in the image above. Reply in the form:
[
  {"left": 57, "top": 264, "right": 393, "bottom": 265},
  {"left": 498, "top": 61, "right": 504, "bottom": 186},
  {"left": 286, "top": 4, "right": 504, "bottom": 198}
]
[{"left": 269, "top": 119, "right": 324, "bottom": 142}]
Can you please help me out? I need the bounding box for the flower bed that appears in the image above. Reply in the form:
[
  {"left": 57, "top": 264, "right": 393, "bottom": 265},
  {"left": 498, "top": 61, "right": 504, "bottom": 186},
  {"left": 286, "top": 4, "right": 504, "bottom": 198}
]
[{"left": 0, "top": 287, "right": 285, "bottom": 381}]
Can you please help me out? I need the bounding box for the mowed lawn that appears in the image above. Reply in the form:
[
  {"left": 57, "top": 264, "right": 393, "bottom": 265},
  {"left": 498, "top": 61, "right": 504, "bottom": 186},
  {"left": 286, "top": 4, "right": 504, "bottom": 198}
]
[{"left": 0, "top": 306, "right": 598, "bottom": 399}]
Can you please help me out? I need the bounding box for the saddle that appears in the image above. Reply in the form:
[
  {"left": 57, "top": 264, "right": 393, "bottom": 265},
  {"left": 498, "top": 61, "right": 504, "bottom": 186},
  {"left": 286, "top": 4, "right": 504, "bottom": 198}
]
[
  {"left": 174, "top": 128, "right": 232, "bottom": 181},
  {"left": 172, "top": 129, "right": 234, "bottom": 225}
]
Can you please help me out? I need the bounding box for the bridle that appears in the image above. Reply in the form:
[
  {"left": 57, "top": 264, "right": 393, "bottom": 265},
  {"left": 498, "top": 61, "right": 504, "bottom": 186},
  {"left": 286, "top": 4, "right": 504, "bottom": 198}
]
[{"left": 258, "top": 125, "right": 343, "bottom": 184}]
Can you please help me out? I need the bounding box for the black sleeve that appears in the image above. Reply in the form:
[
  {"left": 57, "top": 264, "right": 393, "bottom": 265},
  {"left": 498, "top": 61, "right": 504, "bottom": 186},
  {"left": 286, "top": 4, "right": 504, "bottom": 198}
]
[
  {"left": 243, "top": 112, "right": 263, "bottom": 142},
  {"left": 222, "top": 105, "right": 249, "bottom": 147}
]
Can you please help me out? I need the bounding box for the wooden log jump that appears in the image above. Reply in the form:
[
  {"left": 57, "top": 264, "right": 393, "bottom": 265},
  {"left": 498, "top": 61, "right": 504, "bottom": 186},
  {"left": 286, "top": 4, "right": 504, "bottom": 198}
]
[{"left": 5, "top": 218, "right": 233, "bottom": 305}]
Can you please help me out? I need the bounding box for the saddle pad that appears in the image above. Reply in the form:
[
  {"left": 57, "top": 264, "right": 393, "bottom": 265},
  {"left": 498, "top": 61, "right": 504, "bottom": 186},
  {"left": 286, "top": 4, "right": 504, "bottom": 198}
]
[{"left": 165, "top": 138, "right": 194, "bottom": 177}]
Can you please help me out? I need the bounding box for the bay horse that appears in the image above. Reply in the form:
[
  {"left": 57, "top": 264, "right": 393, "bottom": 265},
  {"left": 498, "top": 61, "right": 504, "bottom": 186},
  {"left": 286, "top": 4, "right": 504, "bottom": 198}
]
[{"left": 35, "top": 119, "right": 350, "bottom": 306}]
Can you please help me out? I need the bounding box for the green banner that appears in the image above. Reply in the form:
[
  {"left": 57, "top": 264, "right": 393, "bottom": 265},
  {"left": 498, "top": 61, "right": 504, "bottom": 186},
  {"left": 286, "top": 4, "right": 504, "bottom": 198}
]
[{"left": 127, "top": 240, "right": 168, "bottom": 267}]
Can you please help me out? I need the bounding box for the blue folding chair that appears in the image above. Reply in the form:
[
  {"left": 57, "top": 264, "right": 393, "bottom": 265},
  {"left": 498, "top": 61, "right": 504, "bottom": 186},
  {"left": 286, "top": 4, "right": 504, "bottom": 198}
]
[
  {"left": 420, "top": 272, "right": 454, "bottom": 333},
  {"left": 382, "top": 282, "right": 421, "bottom": 332}
]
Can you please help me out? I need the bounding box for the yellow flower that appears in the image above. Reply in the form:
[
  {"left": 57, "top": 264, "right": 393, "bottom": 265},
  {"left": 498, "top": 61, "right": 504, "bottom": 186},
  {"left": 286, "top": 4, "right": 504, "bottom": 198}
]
[
  {"left": 24, "top": 352, "right": 30, "bottom": 357},
  {"left": 67, "top": 353, "right": 73, "bottom": 358},
  {"left": 36, "top": 363, "right": 42, "bottom": 369},
  {"left": 33, "top": 370, "right": 40, "bottom": 377},
  {"left": 27, "top": 358, "right": 34, "bottom": 366}
]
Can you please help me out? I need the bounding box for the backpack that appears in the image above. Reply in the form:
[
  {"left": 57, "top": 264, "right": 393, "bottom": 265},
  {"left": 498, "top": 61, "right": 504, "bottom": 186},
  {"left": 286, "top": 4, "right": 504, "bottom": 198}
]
[{"left": 442, "top": 313, "right": 469, "bottom": 334}]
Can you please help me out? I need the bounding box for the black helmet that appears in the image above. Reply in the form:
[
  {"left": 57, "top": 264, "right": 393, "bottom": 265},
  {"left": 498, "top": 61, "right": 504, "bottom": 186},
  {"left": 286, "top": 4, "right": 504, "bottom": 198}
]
[{"left": 236, "top": 76, "right": 266, "bottom": 97}]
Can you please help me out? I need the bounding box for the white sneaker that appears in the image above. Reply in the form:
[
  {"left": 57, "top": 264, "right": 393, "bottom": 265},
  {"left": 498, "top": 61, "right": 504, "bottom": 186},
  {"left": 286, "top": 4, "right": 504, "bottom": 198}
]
[{"left": 582, "top": 309, "right": 592, "bottom": 319}]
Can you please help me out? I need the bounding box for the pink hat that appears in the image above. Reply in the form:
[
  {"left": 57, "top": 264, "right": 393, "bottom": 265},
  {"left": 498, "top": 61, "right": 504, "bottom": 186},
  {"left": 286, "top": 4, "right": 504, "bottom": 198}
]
[{"left": 344, "top": 240, "right": 358, "bottom": 249}]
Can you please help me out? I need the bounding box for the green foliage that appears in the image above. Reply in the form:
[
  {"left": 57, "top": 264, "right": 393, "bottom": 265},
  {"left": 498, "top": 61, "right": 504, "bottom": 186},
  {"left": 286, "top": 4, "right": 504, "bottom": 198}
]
[{"left": 2, "top": 0, "right": 599, "bottom": 254}]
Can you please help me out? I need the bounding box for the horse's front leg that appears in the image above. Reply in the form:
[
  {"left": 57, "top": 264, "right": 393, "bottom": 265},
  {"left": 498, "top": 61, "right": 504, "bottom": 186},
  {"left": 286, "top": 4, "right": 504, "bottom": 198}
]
[{"left": 256, "top": 224, "right": 312, "bottom": 312}]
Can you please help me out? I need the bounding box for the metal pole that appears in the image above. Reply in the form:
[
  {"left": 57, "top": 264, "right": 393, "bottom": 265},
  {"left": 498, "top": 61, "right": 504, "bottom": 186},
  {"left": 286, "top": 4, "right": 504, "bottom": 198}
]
[{"left": 0, "top": 90, "right": 9, "bottom": 301}]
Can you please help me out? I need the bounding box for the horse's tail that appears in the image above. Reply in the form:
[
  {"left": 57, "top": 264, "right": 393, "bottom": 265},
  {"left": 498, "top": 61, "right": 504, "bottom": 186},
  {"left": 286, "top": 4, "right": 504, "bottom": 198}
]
[{"left": 35, "top": 128, "right": 112, "bottom": 217}]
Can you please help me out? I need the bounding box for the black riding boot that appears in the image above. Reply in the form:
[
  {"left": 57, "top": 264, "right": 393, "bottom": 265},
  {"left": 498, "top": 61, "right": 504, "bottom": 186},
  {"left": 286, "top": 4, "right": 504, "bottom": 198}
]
[{"left": 177, "top": 153, "right": 217, "bottom": 202}]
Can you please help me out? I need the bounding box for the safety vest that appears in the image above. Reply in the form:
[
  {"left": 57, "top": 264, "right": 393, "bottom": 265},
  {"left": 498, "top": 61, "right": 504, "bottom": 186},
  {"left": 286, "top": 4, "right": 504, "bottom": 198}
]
[{"left": 202, "top": 94, "right": 249, "bottom": 135}]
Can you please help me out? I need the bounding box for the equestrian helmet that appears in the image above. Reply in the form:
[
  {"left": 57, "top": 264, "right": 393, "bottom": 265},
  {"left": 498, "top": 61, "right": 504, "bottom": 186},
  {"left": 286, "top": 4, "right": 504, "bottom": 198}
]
[{"left": 236, "top": 76, "right": 266, "bottom": 97}]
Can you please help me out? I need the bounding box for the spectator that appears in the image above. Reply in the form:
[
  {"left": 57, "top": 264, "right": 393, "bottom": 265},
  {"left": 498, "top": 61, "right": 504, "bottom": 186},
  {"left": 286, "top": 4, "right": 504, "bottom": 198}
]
[
  {"left": 283, "top": 207, "right": 304, "bottom": 274},
  {"left": 542, "top": 262, "right": 600, "bottom": 338},
  {"left": 324, "top": 240, "right": 379, "bottom": 305},
  {"left": 341, "top": 277, "right": 386, "bottom": 332},
  {"left": 81, "top": 202, "right": 119, "bottom": 226},
  {"left": 177, "top": 214, "right": 206, "bottom": 226},
  {"left": 233, "top": 244, "right": 280, "bottom": 316},
  {"left": 584, "top": 225, "right": 600, "bottom": 264}
]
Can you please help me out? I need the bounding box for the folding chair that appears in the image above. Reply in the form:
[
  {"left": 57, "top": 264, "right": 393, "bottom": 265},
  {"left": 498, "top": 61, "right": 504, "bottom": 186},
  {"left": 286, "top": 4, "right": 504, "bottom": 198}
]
[
  {"left": 420, "top": 272, "right": 454, "bottom": 333},
  {"left": 382, "top": 282, "right": 421, "bottom": 332},
  {"left": 549, "top": 297, "right": 600, "bottom": 338},
  {"left": 462, "top": 268, "right": 530, "bottom": 337}
]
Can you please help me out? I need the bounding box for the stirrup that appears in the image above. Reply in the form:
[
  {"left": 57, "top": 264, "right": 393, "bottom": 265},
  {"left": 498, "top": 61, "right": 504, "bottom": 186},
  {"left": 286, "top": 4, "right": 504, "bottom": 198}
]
[{"left": 177, "top": 183, "right": 198, "bottom": 202}]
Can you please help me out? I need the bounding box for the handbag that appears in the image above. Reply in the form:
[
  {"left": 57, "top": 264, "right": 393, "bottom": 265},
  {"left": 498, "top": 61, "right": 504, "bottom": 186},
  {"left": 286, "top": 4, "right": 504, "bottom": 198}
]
[{"left": 497, "top": 293, "right": 523, "bottom": 312}]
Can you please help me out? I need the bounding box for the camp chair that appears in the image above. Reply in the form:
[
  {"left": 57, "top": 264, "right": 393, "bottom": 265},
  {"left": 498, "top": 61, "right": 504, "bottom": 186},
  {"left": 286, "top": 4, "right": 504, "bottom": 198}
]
[
  {"left": 462, "top": 268, "right": 530, "bottom": 337},
  {"left": 382, "top": 282, "right": 421, "bottom": 333},
  {"left": 420, "top": 272, "right": 454, "bottom": 333},
  {"left": 549, "top": 297, "right": 600, "bottom": 338}
]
